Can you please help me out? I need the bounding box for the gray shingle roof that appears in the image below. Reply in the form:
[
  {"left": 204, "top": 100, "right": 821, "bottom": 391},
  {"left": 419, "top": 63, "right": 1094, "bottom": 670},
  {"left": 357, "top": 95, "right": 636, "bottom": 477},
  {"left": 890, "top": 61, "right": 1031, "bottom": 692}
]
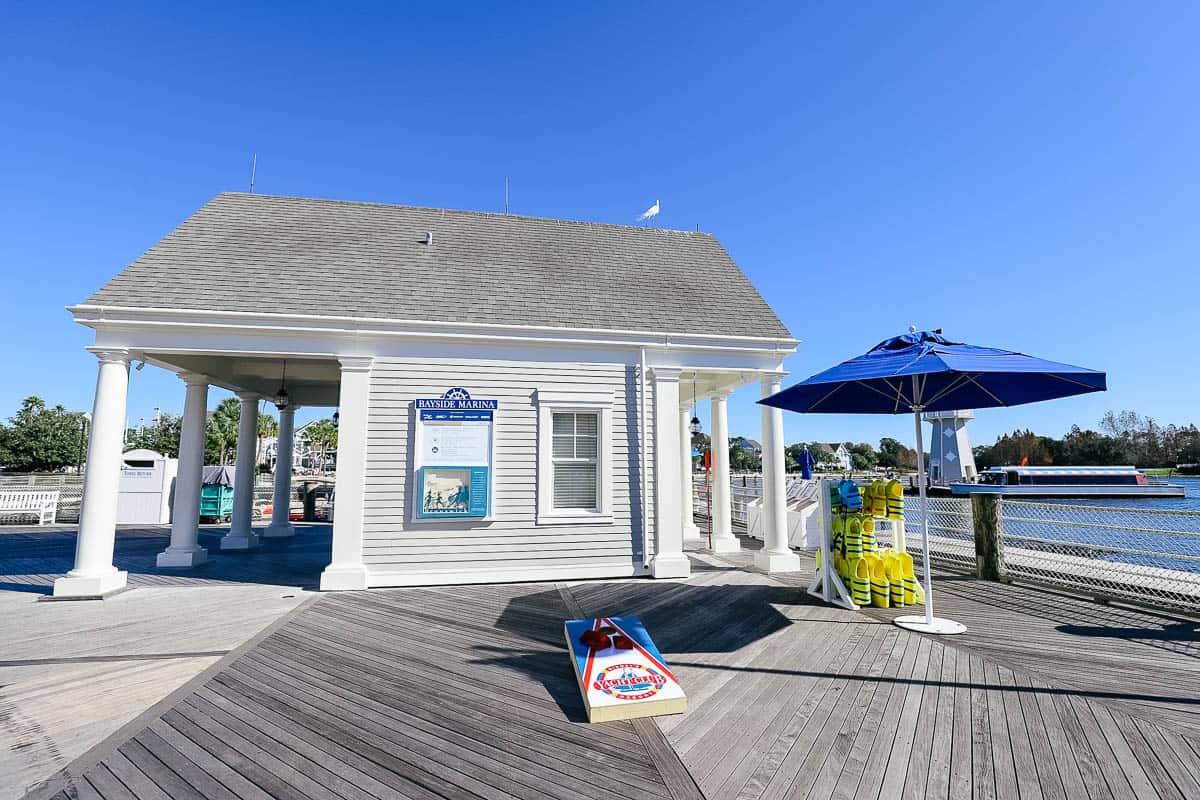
[{"left": 84, "top": 193, "right": 793, "bottom": 339}]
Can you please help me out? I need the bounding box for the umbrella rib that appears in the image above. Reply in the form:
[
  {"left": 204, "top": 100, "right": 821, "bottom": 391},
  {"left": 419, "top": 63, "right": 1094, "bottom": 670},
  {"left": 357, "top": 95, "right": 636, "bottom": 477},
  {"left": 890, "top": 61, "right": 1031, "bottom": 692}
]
[
  {"left": 858, "top": 379, "right": 904, "bottom": 403},
  {"left": 809, "top": 382, "right": 849, "bottom": 411},
  {"left": 922, "top": 372, "right": 981, "bottom": 408},
  {"left": 1044, "top": 372, "right": 1105, "bottom": 390},
  {"left": 961, "top": 373, "right": 1007, "bottom": 407},
  {"left": 879, "top": 377, "right": 908, "bottom": 412}
]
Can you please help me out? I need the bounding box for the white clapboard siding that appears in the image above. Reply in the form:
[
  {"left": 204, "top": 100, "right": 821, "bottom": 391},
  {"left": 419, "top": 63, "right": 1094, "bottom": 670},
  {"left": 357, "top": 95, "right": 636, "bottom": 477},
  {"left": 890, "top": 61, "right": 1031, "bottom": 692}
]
[{"left": 360, "top": 356, "right": 656, "bottom": 584}]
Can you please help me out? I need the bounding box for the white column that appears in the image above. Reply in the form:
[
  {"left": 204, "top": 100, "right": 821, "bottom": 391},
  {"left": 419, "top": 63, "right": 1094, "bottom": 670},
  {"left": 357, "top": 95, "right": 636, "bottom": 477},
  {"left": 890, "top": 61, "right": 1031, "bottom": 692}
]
[
  {"left": 650, "top": 367, "right": 690, "bottom": 579},
  {"left": 320, "top": 357, "right": 372, "bottom": 590},
  {"left": 709, "top": 390, "right": 740, "bottom": 553},
  {"left": 263, "top": 405, "right": 297, "bottom": 538},
  {"left": 53, "top": 349, "right": 130, "bottom": 597},
  {"left": 157, "top": 373, "right": 209, "bottom": 567},
  {"left": 755, "top": 374, "right": 801, "bottom": 572},
  {"left": 680, "top": 405, "right": 702, "bottom": 548},
  {"left": 221, "top": 392, "right": 260, "bottom": 550}
]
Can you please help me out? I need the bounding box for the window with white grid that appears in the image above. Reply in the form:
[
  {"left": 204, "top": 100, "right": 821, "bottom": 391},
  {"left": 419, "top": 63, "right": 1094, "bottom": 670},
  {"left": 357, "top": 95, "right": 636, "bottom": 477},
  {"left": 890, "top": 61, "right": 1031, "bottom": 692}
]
[
  {"left": 537, "top": 391, "right": 613, "bottom": 525},
  {"left": 552, "top": 412, "right": 599, "bottom": 510}
]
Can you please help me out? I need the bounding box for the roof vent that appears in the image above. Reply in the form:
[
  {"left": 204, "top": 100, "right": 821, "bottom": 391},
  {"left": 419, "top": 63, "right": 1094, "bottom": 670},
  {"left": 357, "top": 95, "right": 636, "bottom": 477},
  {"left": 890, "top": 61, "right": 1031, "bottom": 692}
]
[{"left": 424, "top": 231, "right": 433, "bottom": 245}]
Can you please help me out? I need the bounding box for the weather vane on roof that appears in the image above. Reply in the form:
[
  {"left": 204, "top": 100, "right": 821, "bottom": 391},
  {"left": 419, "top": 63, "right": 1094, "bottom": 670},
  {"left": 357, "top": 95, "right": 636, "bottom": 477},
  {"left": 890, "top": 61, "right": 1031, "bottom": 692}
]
[{"left": 637, "top": 199, "right": 660, "bottom": 225}]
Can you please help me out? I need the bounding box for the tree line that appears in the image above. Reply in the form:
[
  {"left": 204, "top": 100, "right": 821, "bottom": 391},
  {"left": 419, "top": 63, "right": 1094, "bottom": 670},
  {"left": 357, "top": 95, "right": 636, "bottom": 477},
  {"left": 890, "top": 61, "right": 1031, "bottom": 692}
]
[
  {"left": 691, "top": 432, "right": 919, "bottom": 473},
  {"left": 0, "top": 396, "right": 339, "bottom": 473},
  {"left": 973, "top": 411, "right": 1200, "bottom": 469}
]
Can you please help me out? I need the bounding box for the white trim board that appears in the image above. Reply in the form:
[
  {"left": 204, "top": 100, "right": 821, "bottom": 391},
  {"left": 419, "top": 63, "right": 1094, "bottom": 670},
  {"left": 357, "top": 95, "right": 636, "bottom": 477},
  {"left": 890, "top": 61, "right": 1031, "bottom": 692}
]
[
  {"left": 70, "top": 303, "right": 799, "bottom": 350},
  {"left": 366, "top": 563, "right": 649, "bottom": 588}
]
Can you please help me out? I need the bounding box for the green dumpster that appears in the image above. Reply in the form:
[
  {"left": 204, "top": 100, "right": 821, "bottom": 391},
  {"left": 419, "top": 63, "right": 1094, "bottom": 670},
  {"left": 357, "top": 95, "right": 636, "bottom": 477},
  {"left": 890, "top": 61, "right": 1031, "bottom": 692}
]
[{"left": 199, "top": 465, "right": 236, "bottom": 522}]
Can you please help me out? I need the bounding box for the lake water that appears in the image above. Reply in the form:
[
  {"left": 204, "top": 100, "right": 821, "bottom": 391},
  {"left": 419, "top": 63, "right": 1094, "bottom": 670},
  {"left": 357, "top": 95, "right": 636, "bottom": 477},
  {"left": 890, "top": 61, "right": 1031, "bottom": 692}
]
[{"left": 1029, "top": 475, "right": 1200, "bottom": 512}]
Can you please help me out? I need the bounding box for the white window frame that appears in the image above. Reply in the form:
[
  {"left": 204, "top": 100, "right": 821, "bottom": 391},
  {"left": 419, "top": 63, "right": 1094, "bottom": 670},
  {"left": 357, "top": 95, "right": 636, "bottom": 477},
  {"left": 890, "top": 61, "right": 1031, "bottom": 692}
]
[{"left": 536, "top": 390, "right": 614, "bottom": 525}]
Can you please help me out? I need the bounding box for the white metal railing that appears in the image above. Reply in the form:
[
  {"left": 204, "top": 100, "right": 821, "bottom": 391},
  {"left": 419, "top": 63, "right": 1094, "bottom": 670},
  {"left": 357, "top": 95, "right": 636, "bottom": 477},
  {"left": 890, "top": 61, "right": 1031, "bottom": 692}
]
[
  {"left": 697, "top": 475, "right": 1199, "bottom": 613},
  {"left": 0, "top": 472, "right": 281, "bottom": 526},
  {"left": 901, "top": 495, "right": 1200, "bottom": 612},
  {"left": 901, "top": 495, "right": 977, "bottom": 573},
  {"left": 997, "top": 500, "right": 1200, "bottom": 611}
]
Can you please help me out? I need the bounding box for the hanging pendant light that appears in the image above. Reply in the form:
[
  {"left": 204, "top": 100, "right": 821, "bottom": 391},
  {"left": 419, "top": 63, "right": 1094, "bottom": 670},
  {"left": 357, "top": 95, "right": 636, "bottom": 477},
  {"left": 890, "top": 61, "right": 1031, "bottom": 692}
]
[
  {"left": 274, "top": 360, "right": 290, "bottom": 409},
  {"left": 688, "top": 376, "right": 702, "bottom": 434}
]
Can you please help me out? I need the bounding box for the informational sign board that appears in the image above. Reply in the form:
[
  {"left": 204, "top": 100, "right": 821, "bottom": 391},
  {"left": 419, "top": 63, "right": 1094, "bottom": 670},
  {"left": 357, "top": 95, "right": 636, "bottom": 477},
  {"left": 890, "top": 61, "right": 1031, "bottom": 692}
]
[
  {"left": 564, "top": 615, "right": 687, "bottom": 723},
  {"left": 414, "top": 388, "right": 497, "bottom": 519}
]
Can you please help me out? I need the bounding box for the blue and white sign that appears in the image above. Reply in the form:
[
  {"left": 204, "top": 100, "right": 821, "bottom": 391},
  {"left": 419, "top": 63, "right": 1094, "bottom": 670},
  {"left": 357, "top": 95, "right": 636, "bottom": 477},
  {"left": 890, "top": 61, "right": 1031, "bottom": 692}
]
[
  {"left": 415, "top": 387, "right": 498, "bottom": 412},
  {"left": 414, "top": 389, "right": 496, "bottom": 519}
]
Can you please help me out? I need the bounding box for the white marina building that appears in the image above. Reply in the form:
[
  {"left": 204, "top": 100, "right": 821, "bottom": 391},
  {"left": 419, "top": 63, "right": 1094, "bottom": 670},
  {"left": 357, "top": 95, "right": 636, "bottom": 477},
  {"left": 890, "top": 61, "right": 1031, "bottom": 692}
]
[{"left": 55, "top": 193, "right": 799, "bottom": 598}]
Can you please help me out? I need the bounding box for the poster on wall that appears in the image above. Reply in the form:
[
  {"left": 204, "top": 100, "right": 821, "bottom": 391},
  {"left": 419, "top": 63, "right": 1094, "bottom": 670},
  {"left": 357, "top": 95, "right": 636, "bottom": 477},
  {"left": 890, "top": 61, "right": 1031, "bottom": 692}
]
[{"left": 414, "top": 388, "right": 497, "bottom": 519}]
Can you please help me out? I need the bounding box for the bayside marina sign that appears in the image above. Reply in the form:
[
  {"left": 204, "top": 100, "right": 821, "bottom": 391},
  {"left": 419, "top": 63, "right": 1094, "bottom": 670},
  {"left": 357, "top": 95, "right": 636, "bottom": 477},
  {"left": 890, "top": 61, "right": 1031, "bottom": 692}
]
[{"left": 414, "top": 388, "right": 497, "bottom": 520}]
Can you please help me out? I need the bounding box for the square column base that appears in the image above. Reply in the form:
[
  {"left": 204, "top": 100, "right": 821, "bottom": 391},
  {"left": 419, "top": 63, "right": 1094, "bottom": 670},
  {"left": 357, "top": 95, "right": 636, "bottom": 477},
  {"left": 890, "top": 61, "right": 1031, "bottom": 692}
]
[
  {"left": 156, "top": 546, "right": 208, "bottom": 568},
  {"left": 710, "top": 535, "right": 742, "bottom": 554},
  {"left": 650, "top": 553, "right": 691, "bottom": 579},
  {"left": 220, "top": 532, "right": 260, "bottom": 551},
  {"left": 52, "top": 570, "right": 128, "bottom": 599},
  {"left": 262, "top": 521, "right": 296, "bottom": 539},
  {"left": 754, "top": 549, "right": 803, "bottom": 573},
  {"left": 320, "top": 564, "right": 369, "bottom": 591}
]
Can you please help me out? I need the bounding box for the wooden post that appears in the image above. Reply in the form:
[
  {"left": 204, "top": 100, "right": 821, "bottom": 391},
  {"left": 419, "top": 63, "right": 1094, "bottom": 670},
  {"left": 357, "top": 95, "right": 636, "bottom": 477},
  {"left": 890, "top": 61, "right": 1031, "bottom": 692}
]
[
  {"left": 302, "top": 481, "right": 316, "bottom": 521},
  {"left": 971, "top": 493, "right": 1006, "bottom": 581}
]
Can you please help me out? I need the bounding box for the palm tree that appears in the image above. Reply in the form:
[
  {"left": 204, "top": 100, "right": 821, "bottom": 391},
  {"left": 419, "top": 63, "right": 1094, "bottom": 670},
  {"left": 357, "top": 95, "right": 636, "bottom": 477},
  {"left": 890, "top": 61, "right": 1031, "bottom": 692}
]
[
  {"left": 205, "top": 398, "right": 241, "bottom": 465},
  {"left": 256, "top": 404, "right": 279, "bottom": 470},
  {"left": 303, "top": 419, "right": 339, "bottom": 472}
]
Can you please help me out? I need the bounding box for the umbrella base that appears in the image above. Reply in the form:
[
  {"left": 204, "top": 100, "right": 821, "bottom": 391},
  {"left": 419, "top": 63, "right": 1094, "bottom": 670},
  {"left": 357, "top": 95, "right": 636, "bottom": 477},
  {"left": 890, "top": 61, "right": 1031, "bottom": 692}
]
[{"left": 893, "top": 615, "right": 967, "bottom": 635}]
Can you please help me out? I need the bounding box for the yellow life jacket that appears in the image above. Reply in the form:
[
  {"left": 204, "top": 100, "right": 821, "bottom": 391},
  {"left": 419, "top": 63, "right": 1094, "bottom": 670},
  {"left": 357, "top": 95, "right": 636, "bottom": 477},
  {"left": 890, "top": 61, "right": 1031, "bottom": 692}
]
[
  {"left": 899, "top": 552, "right": 924, "bottom": 605},
  {"left": 861, "top": 516, "right": 877, "bottom": 554},
  {"left": 872, "top": 481, "right": 888, "bottom": 516},
  {"left": 850, "top": 557, "right": 871, "bottom": 606},
  {"left": 886, "top": 479, "right": 904, "bottom": 520},
  {"left": 845, "top": 516, "right": 863, "bottom": 559},
  {"left": 831, "top": 516, "right": 845, "bottom": 556},
  {"left": 886, "top": 554, "right": 906, "bottom": 607},
  {"left": 869, "top": 555, "right": 890, "bottom": 608}
]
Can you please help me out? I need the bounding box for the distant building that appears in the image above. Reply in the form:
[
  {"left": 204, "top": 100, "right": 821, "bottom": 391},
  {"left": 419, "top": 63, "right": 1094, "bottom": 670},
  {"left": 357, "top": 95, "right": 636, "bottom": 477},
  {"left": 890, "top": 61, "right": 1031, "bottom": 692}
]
[
  {"left": 815, "top": 443, "right": 853, "bottom": 471},
  {"left": 261, "top": 421, "right": 320, "bottom": 470},
  {"left": 737, "top": 438, "right": 763, "bottom": 453}
]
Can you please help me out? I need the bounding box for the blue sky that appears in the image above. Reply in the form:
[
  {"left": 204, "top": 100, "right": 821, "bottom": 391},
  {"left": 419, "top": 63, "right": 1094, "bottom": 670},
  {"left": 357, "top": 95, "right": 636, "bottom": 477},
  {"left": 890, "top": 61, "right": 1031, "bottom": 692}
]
[{"left": 2, "top": 2, "right": 1198, "bottom": 450}]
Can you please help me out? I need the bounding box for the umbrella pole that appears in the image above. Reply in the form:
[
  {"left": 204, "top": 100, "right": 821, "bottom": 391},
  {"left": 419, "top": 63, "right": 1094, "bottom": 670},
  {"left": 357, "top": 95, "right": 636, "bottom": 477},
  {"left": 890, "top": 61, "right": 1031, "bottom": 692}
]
[
  {"left": 893, "top": 406, "right": 966, "bottom": 635},
  {"left": 914, "top": 408, "right": 934, "bottom": 625}
]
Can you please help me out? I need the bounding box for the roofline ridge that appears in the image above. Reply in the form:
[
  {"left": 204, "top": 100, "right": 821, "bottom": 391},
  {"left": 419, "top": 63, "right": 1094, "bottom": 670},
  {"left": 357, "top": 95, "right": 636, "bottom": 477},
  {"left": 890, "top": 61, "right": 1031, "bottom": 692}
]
[{"left": 215, "top": 191, "right": 715, "bottom": 237}]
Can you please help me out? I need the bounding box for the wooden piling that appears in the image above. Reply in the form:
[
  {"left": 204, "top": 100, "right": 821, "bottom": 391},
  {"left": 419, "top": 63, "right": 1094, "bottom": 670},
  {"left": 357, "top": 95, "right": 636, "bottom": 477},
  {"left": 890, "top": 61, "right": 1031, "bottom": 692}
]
[{"left": 972, "top": 493, "right": 1007, "bottom": 581}]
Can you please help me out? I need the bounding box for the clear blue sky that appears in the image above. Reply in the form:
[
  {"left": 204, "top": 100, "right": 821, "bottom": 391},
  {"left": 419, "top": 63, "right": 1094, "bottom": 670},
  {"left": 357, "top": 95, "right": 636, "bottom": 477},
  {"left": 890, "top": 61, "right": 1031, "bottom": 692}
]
[{"left": 2, "top": 2, "right": 1197, "bottom": 451}]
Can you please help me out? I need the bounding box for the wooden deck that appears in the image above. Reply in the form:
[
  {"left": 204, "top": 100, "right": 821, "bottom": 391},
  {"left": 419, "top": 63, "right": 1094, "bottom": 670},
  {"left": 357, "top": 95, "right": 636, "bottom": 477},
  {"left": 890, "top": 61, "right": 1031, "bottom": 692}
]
[
  {"left": 0, "top": 524, "right": 329, "bottom": 799},
  {"left": 17, "top": 534, "right": 1200, "bottom": 799},
  {"left": 0, "top": 523, "right": 332, "bottom": 595}
]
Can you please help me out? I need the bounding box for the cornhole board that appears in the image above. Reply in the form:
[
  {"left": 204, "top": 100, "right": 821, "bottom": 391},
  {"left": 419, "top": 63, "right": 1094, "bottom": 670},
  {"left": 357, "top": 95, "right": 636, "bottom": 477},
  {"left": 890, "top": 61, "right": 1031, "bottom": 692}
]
[{"left": 564, "top": 615, "right": 687, "bottom": 723}]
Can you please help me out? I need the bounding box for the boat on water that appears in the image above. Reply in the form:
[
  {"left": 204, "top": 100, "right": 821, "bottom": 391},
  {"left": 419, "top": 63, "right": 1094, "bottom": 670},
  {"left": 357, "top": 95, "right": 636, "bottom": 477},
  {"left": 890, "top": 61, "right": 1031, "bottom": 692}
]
[{"left": 949, "top": 466, "right": 1186, "bottom": 498}]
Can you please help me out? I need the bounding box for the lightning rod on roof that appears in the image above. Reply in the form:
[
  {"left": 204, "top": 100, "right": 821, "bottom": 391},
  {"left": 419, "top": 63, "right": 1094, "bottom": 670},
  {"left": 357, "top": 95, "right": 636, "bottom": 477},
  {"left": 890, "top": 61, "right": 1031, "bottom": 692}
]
[
  {"left": 249, "top": 152, "right": 257, "bottom": 194},
  {"left": 504, "top": 176, "right": 510, "bottom": 214}
]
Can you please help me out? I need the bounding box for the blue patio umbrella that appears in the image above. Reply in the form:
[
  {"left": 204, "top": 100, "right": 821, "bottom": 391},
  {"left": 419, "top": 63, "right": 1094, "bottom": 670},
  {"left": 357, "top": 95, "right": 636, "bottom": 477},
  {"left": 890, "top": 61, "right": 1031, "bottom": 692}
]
[{"left": 761, "top": 330, "right": 1106, "bottom": 634}]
